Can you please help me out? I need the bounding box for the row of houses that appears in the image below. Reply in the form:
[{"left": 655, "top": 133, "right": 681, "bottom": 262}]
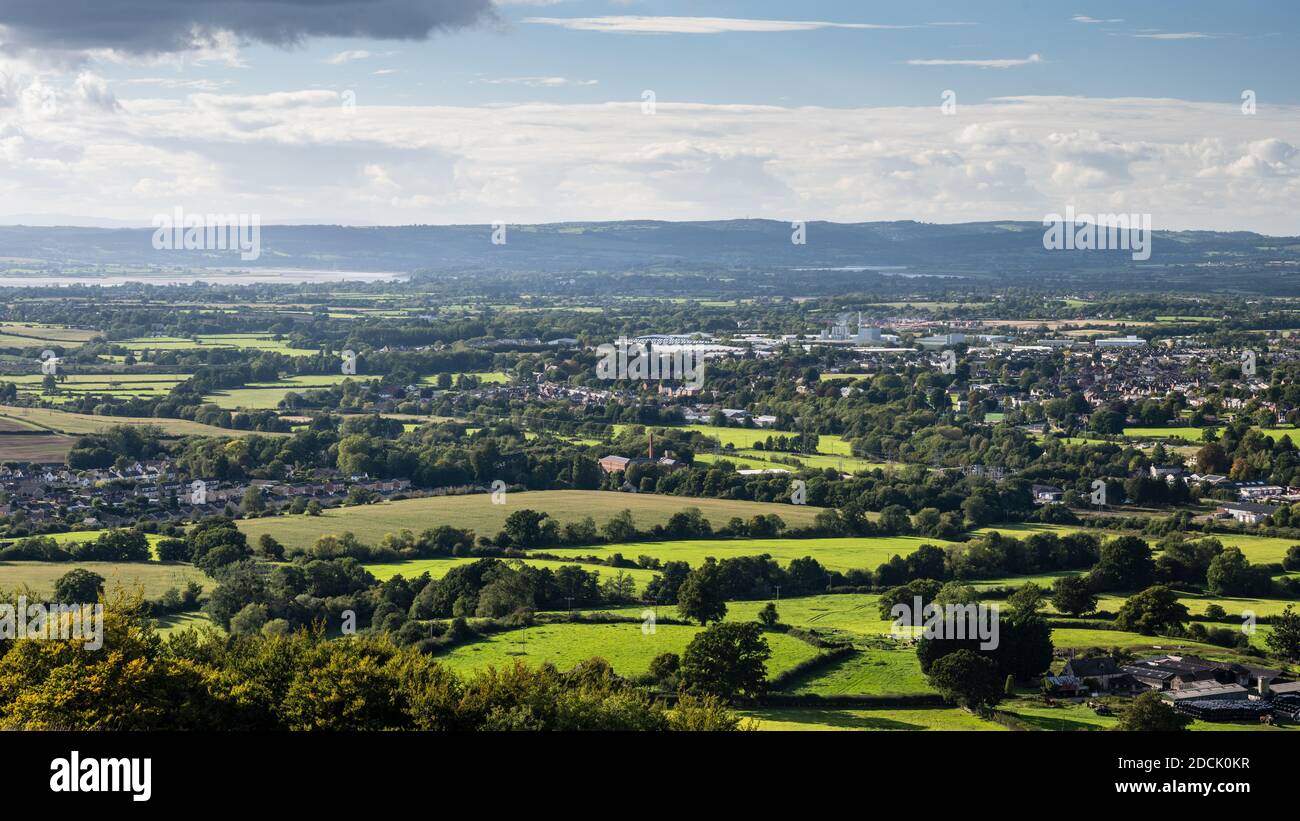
[{"left": 0, "top": 462, "right": 412, "bottom": 526}]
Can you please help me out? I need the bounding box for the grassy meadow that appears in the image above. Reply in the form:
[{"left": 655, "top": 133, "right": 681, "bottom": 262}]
[
  {"left": 236, "top": 490, "right": 826, "bottom": 551},
  {"left": 436, "top": 621, "right": 822, "bottom": 679},
  {"left": 0, "top": 560, "right": 207, "bottom": 598}
]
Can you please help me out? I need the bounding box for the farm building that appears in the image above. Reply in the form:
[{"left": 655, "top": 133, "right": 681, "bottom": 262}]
[{"left": 1215, "top": 501, "right": 1280, "bottom": 524}]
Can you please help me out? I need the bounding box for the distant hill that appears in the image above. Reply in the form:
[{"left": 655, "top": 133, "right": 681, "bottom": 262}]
[{"left": 2, "top": 220, "right": 1298, "bottom": 291}]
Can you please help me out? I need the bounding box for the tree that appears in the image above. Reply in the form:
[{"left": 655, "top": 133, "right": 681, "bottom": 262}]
[
  {"left": 1285, "top": 545, "right": 1300, "bottom": 572},
  {"left": 757, "top": 602, "right": 779, "bottom": 627},
  {"left": 926, "top": 649, "right": 1002, "bottom": 710},
  {"left": 1051, "top": 575, "right": 1098, "bottom": 617},
  {"left": 1265, "top": 605, "right": 1300, "bottom": 661},
  {"left": 998, "top": 611, "right": 1055, "bottom": 682},
  {"left": 676, "top": 559, "right": 727, "bottom": 625},
  {"left": 601, "top": 509, "right": 639, "bottom": 543},
  {"left": 1195, "top": 442, "right": 1230, "bottom": 474},
  {"left": 241, "top": 485, "right": 267, "bottom": 515},
  {"left": 156, "top": 538, "right": 190, "bottom": 562},
  {"left": 501, "top": 509, "right": 549, "bottom": 549},
  {"left": 1206, "top": 547, "right": 1272, "bottom": 596},
  {"left": 1115, "top": 691, "right": 1191, "bottom": 731},
  {"left": 53, "top": 569, "right": 105, "bottom": 604},
  {"left": 679, "top": 622, "right": 771, "bottom": 702},
  {"left": 1090, "top": 535, "right": 1156, "bottom": 591},
  {"left": 649, "top": 652, "right": 680, "bottom": 683},
  {"left": 1006, "top": 582, "right": 1046, "bottom": 616},
  {"left": 644, "top": 560, "right": 691, "bottom": 605},
  {"left": 1116, "top": 585, "right": 1189, "bottom": 635},
  {"left": 877, "top": 505, "right": 912, "bottom": 535},
  {"left": 257, "top": 534, "right": 285, "bottom": 561},
  {"left": 229, "top": 603, "right": 270, "bottom": 636}
]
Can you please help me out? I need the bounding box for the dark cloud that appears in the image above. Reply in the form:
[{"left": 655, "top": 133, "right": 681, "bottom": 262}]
[{"left": 0, "top": 0, "right": 495, "bottom": 54}]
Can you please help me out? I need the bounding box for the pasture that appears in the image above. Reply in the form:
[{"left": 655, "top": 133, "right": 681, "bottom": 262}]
[
  {"left": 725, "top": 594, "right": 895, "bottom": 636},
  {"left": 435, "top": 621, "right": 822, "bottom": 679},
  {"left": 236, "top": 490, "right": 827, "bottom": 551},
  {"left": 0, "top": 322, "right": 98, "bottom": 349},
  {"left": 612, "top": 424, "right": 854, "bottom": 456},
  {"left": 775, "top": 645, "right": 935, "bottom": 696},
  {"left": 740, "top": 707, "right": 1004, "bottom": 731},
  {"left": 538, "top": 536, "right": 944, "bottom": 574},
  {"left": 4, "top": 373, "right": 189, "bottom": 404},
  {"left": 364, "top": 556, "right": 659, "bottom": 593},
  {"left": 0, "top": 405, "right": 275, "bottom": 438},
  {"left": 203, "top": 374, "right": 359, "bottom": 409},
  {"left": 1002, "top": 699, "right": 1292, "bottom": 732},
  {"left": 122, "top": 333, "right": 318, "bottom": 357},
  {"left": 0, "top": 560, "right": 208, "bottom": 598},
  {"left": 417, "top": 371, "right": 511, "bottom": 386}
]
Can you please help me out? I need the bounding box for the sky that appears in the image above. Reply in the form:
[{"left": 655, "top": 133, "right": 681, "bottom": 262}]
[{"left": 0, "top": 0, "right": 1297, "bottom": 232}]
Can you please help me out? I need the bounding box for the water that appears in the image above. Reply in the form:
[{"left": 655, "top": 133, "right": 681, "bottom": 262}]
[{"left": 0, "top": 269, "right": 406, "bottom": 287}]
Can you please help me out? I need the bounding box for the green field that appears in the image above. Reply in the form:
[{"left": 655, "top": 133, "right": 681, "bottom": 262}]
[
  {"left": 613, "top": 424, "right": 854, "bottom": 456},
  {"left": 0, "top": 405, "right": 278, "bottom": 438},
  {"left": 741, "top": 707, "right": 1004, "bottom": 731},
  {"left": 0, "top": 322, "right": 98, "bottom": 348},
  {"left": 976, "top": 522, "right": 1298, "bottom": 565},
  {"left": 155, "top": 610, "right": 217, "bottom": 636},
  {"left": 1093, "top": 591, "right": 1297, "bottom": 619},
  {"left": 0, "top": 560, "right": 208, "bottom": 598},
  {"left": 417, "top": 371, "right": 511, "bottom": 386},
  {"left": 365, "top": 556, "right": 659, "bottom": 592},
  {"left": 696, "top": 448, "right": 886, "bottom": 474},
  {"left": 123, "top": 333, "right": 318, "bottom": 356},
  {"left": 1049, "top": 627, "right": 1234, "bottom": 654},
  {"left": 776, "top": 645, "right": 934, "bottom": 696},
  {"left": 538, "top": 536, "right": 942, "bottom": 574},
  {"left": 4, "top": 373, "right": 189, "bottom": 405},
  {"left": 436, "top": 621, "right": 822, "bottom": 679},
  {"left": 237, "top": 490, "right": 826, "bottom": 551},
  {"left": 1002, "top": 699, "right": 1293, "bottom": 732},
  {"left": 203, "top": 374, "right": 359, "bottom": 409},
  {"left": 723, "top": 594, "right": 896, "bottom": 636}
]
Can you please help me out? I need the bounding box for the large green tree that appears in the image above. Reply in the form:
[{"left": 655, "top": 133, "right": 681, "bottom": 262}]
[
  {"left": 1115, "top": 691, "right": 1191, "bottom": 731},
  {"left": 1051, "top": 575, "right": 1098, "bottom": 617},
  {"left": 52, "top": 569, "right": 106, "bottom": 604},
  {"left": 679, "top": 621, "right": 771, "bottom": 702},
  {"left": 1116, "top": 585, "right": 1189, "bottom": 635},
  {"left": 676, "top": 559, "right": 728, "bottom": 625},
  {"left": 1266, "top": 605, "right": 1300, "bottom": 661},
  {"left": 926, "top": 649, "right": 1002, "bottom": 710}
]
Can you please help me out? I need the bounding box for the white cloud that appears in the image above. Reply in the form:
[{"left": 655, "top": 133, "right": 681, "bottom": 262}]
[
  {"left": 326, "top": 50, "right": 372, "bottom": 64},
  {"left": 1071, "top": 15, "right": 1124, "bottom": 24},
  {"left": 126, "top": 77, "right": 232, "bottom": 91},
  {"left": 73, "top": 72, "right": 120, "bottom": 112},
  {"left": 908, "top": 54, "right": 1042, "bottom": 68},
  {"left": 524, "top": 16, "right": 920, "bottom": 34},
  {"left": 477, "top": 76, "right": 597, "bottom": 87},
  {"left": 1, "top": 84, "right": 1297, "bottom": 233},
  {"left": 1131, "top": 32, "right": 1215, "bottom": 40}
]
